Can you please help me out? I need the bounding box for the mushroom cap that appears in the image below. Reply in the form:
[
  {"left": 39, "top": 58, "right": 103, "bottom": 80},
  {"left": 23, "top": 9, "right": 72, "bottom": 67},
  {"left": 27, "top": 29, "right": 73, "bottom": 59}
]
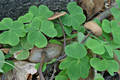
[
  {"left": 84, "top": 21, "right": 102, "bottom": 36},
  {"left": 48, "top": 12, "right": 67, "bottom": 20},
  {"left": 28, "top": 44, "right": 62, "bottom": 62}
]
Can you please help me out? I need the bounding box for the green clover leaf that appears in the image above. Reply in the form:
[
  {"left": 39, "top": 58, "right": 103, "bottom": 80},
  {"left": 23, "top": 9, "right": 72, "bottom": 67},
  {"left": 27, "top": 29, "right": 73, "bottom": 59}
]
[
  {"left": 102, "top": 19, "right": 111, "bottom": 33},
  {"left": 86, "top": 38, "right": 105, "bottom": 55},
  {"left": 0, "top": 19, "right": 26, "bottom": 46},
  {"left": 90, "top": 58, "right": 119, "bottom": 76},
  {"left": 65, "top": 42, "right": 87, "bottom": 59},
  {"left": 60, "top": 56, "right": 90, "bottom": 80},
  {"left": 40, "top": 20, "right": 57, "bottom": 37},
  {"left": 27, "top": 31, "right": 47, "bottom": 48},
  {"left": 61, "top": 2, "right": 86, "bottom": 30},
  {"left": 67, "top": 2, "right": 83, "bottom": 14},
  {"left": 29, "top": 5, "right": 53, "bottom": 19}
]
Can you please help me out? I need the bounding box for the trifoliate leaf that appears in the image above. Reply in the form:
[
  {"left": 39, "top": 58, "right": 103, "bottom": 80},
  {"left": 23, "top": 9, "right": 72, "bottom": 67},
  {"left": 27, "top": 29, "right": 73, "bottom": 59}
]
[
  {"left": 104, "top": 45, "right": 113, "bottom": 58},
  {"left": 90, "top": 58, "right": 107, "bottom": 71},
  {"left": 15, "top": 50, "right": 29, "bottom": 60},
  {"left": 0, "top": 50, "right": 5, "bottom": 68},
  {"left": 67, "top": 56, "right": 90, "bottom": 79},
  {"left": 65, "top": 42, "right": 87, "bottom": 59},
  {"left": 86, "top": 38, "right": 105, "bottom": 55},
  {"left": 90, "top": 58, "right": 119, "bottom": 75},
  {"left": 94, "top": 74, "right": 104, "bottom": 80},
  {"left": 40, "top": 20, "right": 57, "bottom": 37},
  {"left": 106, "top": 60, "right": 119, "bottom": 76},
  {"left": 0, "top": 20, "right": 26, "bottom": 46},
  {"left": 27, "top": 31, "right": 47, "bottom": 48},
  {"left": 71, "top": 13, "right": 86, "bottom": 30},
  {"left": 111, "top": 20, "right": 120, "bottom": 44},
  {"left": 77, "top": 32, "right": 85, "bottom": 43},
  {"left": 67, "top": 2, "right": 83, "bottom": 14},
  {"left": 102, "top": 19, "right": 111, "bottom": 33}
]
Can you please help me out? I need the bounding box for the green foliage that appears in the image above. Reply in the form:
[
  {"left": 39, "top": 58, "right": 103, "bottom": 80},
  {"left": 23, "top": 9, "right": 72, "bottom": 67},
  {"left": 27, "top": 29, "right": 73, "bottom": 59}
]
[
  {"left": 65, "top": 42, "right": 87, "bottom": 59},
  {"left": 0, "top": 1, "right": 120, "bottom": 79},
  {"left": 61, "top": 2, "right": 86, "bottom": 30},
  {"left": 102, "top": 19, "right": 111, "bottom": 33},
  {"left": 94, "top": 74, "right": 104, "bottom": 80},
  {"left": 86, "top": 38, "right": 105, "bottom": 55},
  {"left": 90, "top": 58, "right": 119, "bottom": 75},
  {"left": 2, "top": 60, "right": 14, "bottom": 73},
  {"left": 59, "top": 56, "right": 90, "bottom": 80},
  {"left": 0, "top": 18, "right": 26, "bottom": 46}
]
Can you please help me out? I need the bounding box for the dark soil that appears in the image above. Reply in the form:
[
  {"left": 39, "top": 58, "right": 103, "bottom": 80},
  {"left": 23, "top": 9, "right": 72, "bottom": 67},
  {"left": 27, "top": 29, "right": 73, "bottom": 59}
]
[{"left": 0, "top": 0, "right": 74, "bottom": 20}]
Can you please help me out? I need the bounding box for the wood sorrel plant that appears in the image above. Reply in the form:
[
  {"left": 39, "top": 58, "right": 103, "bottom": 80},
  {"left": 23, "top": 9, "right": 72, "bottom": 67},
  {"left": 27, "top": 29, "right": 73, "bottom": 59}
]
[{"left": 0, "top": 1, "right": 119, "bottom": 80}]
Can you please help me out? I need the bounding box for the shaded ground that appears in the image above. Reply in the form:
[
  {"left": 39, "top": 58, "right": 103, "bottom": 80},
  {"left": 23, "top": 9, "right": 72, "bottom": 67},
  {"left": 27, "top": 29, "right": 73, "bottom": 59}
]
[{"left": 0, "top": 0, "right": 73, "bottom": 20}]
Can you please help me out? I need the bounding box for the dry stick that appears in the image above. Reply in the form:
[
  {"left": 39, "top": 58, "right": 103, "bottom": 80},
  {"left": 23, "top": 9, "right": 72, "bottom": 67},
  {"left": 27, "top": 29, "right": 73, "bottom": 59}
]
[
  {"left": 38, "top": 51, "right": 46, "bottom": 80},
  {"left": 56, "top": 18, "right": 67, "bottom": 61},
  {"left": 49, "top": 64, "right": 57, "bottom": 80}
]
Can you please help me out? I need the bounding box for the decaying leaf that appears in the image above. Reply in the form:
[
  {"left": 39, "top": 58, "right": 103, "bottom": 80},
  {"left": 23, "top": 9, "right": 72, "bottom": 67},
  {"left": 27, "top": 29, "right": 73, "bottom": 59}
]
[
  {"left": 48, "top": 12, "right": 67, "bottom": 20},
  {"left": 4, "top": 61, "right": 37, "bottom": 80},
  {"left": 0, "top": 48, "right": 10, "bottom": 54},
  {"left": 84, "top": 21, "right": 102, "bottom": 36}
]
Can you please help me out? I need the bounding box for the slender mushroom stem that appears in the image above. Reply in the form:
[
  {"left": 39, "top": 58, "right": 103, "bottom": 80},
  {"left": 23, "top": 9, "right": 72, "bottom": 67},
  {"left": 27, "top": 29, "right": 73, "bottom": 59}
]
[{"left": 38, "top": 51, "right": 46, "bottom": 80}]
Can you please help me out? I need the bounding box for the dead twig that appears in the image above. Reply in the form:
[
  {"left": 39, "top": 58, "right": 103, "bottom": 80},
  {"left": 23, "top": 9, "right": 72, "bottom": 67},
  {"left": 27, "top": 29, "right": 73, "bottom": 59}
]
[{"left": 49, "top": 64, "right": 57, "bottom": 80}]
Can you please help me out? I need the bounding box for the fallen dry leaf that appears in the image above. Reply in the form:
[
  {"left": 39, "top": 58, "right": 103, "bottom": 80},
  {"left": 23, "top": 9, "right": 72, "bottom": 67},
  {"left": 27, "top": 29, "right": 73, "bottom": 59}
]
[
  {"left": 84, "top": 21, "right": 102, "bottom": 36},
  {"left": 0, "top": 48, "right": 10, "bottom": 54},
  {"left": 48, "top": 12, "right": 67, "bottom": 20}
]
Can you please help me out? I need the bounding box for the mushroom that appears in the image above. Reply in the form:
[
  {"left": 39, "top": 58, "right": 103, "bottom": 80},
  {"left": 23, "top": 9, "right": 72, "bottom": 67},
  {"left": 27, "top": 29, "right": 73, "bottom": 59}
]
[
  {"left": 48, "top": 12, "right": 67, "bottom": 20},
  {"left": 84, "top": 21, "right": 102, "bottom": 36},
  {"left": 28, "top": 44, "right": 62, "bottom": 63}
]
